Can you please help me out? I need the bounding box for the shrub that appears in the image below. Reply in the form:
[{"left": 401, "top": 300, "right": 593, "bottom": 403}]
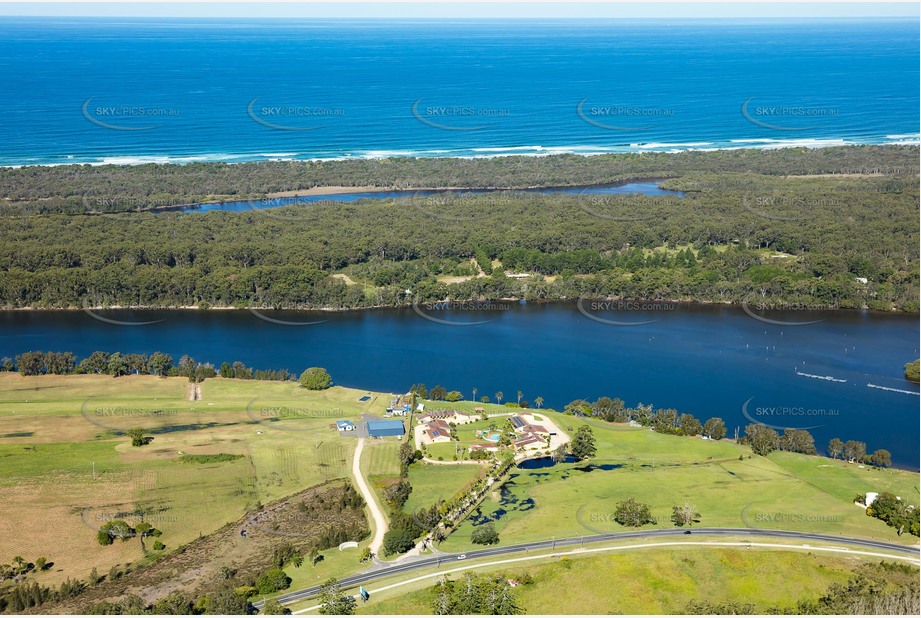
[
  {"left": 255, "top": 568, "right": 292, "bottom": 595},
  {"left": 382, "top": 528, "right": 416, "bottom": 556},
  {"left": 299, "top": 367, "right": 333, "bottom": 390},
  {"left": 126, "top": 428, "right": 150, "bottom": 447},
  {"left": 471, "top": 523, "right": 500, "bottom": 545},
  {"left": 97, "top": 520, "right": 135, "bottom": 545},
  {"left": 261, "top": 598, "right": 291, "bottom": 615}
]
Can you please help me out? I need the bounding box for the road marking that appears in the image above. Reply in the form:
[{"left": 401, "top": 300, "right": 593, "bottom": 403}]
[{"left": 290, "top": 539, "right": 919, "bottom": 613}]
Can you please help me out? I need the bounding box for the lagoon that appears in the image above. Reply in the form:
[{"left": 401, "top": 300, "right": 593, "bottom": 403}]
[{"left": 171, "top": 181, "right": 684, "bottom": 214}]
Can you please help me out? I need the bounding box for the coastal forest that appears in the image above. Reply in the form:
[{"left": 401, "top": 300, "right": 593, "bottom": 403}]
[{"left": 0, "top": 145, "right": 917, "bottom": 312}]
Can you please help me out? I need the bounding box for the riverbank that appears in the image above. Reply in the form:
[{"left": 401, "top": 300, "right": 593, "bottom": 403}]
[
  {"left": 5, "top": 297, "right": 916, "bottom": 317},
  {"left": 117, "top": 176, "right": 680, "bottom": 215},
  {"left": 262, "top": 181, "right": 673, "bottom": 199}
]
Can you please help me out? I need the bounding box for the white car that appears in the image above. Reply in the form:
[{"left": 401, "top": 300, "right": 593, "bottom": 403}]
[{"left": 457, "top": 554, "right": 467, "bottom": 560}]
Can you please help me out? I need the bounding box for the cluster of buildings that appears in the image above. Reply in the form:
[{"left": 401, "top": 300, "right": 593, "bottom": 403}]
[
  {"left": 333, "top": 418, "right": 406, "bottom": 439},
  {"left": 416, "top": 409, "right": 554, "bottom": 456},
  {"left": 418, "top": 410, "right": 476, "bottom": 444},
  {"left": 508, "top": 413, "right": 553, "bottom": 453},
  {"left": 385, "top": 393, "right": 412, "bottom": 417},
  {"left": 332, "top": 393, "right": 414, "bottom": 439}
]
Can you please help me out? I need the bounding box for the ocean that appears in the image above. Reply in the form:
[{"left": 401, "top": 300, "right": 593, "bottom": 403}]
[{"left": 0, "top": 17, "right": 917, "bottom": 166}]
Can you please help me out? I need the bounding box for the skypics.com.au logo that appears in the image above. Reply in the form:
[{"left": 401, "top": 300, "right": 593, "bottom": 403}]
[
  {"left": 577, "top": 98, "right": 674, "bottom": 131},
  {"left": 412, "top": 98, "right": 509, "bottom": 131},
  {"left": 577, "top": 297, "right": 676, "bottom": 326},
  {"left": 412, "top": 297, "right": 512, "bottom": 326}
]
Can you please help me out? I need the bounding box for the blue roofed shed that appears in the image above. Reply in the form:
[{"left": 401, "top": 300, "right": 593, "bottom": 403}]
[
  {"left": 336, "top": 420, "right": 355, "bottom": 431},
  {"left": 367, "top": 419, "right": 405, "bottom": 438}
]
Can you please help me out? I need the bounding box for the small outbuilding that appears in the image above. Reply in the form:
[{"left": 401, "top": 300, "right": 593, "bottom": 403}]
[{"left": 336, "top": 420, "right": 356, "bottom": 432}]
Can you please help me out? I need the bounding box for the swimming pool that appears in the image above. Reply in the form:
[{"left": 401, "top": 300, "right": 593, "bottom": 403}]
[{"left": 483, "top": 432, "right": 502, "bottom": 442}]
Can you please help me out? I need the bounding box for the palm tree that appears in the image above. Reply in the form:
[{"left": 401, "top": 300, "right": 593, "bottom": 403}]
[
  {"left": 495, "top": 391, "right": 503, "bottom": 405},
  {"left": 517, "top": 390, "right": 523, "bottom": 405},
  {"left": 535, "top": 396, "right": 544, "bottom": 409}
]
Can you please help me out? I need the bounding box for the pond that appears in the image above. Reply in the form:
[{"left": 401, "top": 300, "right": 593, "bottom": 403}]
[{"left": 517, "top": 455, "right": 580, "bottom": 469}]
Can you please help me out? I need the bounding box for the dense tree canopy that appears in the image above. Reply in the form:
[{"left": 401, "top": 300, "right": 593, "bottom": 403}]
[
  {"left": 1, "top": 145, "right": 915, "bottom": 215},
  {"left": 298, "top": 367, "right": 333, "bottom": 390},
  {"left": 0, "top": 147, "right": 915, "bottom": 314}
]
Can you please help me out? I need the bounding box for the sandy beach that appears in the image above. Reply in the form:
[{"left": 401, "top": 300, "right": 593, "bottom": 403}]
[{"left": 264, "top": 185, "right": 391, "bottom": 198}]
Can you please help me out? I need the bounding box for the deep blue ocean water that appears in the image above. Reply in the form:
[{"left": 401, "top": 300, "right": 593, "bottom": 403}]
[{"left": 0, "top": 18, "right": 917, "bottom": 166}]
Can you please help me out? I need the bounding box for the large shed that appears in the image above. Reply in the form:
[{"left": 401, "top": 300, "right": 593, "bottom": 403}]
[{"left": 367, "top": 419, "right": 405, "bottom": 438}]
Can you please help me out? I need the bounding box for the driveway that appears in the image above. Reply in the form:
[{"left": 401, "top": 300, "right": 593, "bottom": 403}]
[{"left": 352, "top": 438, "right": 388, "bottom": 557}]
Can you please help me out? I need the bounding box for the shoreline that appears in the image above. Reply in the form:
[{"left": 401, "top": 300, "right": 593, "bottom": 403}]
[
  {"left": 262, "top": 177, "right": 676, "bottom": 199},
  {"left": 2, "top": 140, "right": 919, "bottom": 169},
  {"left": 132, "top": 176, "right": 677, "bottom": 214},
  {"left": 5, "top": 297, "right": 916, "bottom": 318}
]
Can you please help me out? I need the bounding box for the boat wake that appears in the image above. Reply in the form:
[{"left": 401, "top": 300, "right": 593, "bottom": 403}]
[
  {"left": 867, "top": 383, "right": 920, "bottom": 396},
  {"left": 795, "top": 371, "right": 847, "bottom": 383}
]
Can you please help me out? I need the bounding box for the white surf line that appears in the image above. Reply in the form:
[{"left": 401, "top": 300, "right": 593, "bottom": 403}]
[
  {"left": 290, "top": 540, "right": 919, "bottom": 613},
  {"left": 867, "top": 383, "right": 920, "bottom": 396}
]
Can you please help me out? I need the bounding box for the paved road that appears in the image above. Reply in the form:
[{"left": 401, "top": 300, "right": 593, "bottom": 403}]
[
  {"left": 351, "top": 438, "right": 388, "bottom": 556},
  {"left": 262, "top": 527, "right": 919, "bottom": 608}
]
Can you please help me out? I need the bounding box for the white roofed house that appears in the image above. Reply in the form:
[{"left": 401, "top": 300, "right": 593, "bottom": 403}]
[
  {"left": 419, "top": 409, "right": 472, "bottom": 425},
  {"left": 513, "top": 432, "right": 544, "bottom": 452},
  {"left": 522, "top": 423, "right": 550, "bottom": 438},
  {"left": 469, "top": 443, "right": 499, "bottom": 453}
]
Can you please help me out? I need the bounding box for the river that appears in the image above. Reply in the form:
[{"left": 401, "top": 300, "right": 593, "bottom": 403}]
[{"left": 1, "top": 302, "right": 917, "bottom": 468}]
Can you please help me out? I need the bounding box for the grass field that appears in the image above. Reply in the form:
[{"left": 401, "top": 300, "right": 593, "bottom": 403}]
[
  {"left": 362, "top": 440, "right": 404, "bottom": 512},
  {"left": 354, "top": 547, "right": 868, "bottom": 615},
  {"left": 403, "top": 464, "right": 485, "bottom": 514},
  {"left": 423, "top": 441, "right": 465, "bottom": 461},
  {"left": 359, "top": 429, "right": 486, "bottom": 518},
  {"left": 2, "top": 375, "right": 918, "bottom": 611},
  {"left": 0, "top": 373, "right": 388, "bottom": 585},
  {"left": 436, "top": 411, "right": 920, "bottom": 550},
  {"left": 361, "top": 441, "right": 402, "bottom": 478},
  {"left": 421, "top": 400, "right": 516, "bottom": 417}
]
